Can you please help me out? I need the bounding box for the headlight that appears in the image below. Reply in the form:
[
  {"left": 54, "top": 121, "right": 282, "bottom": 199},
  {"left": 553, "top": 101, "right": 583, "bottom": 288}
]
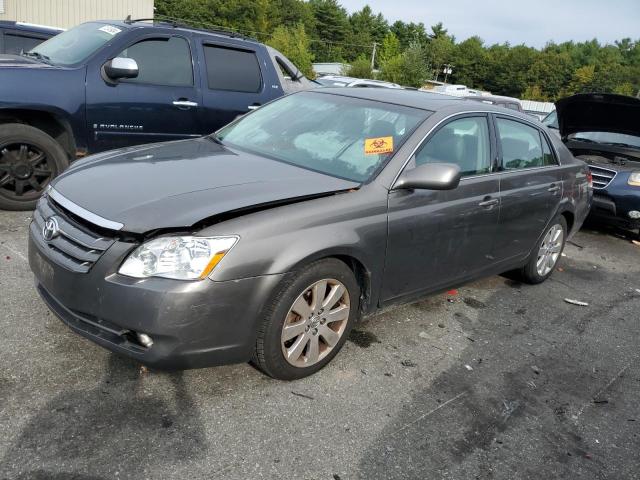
[
  {"left": 119, "top": 236, "right": 238, "bottom": 280},
  {"left": 628, "top": 171, "right": 640, "bottom": 186}
]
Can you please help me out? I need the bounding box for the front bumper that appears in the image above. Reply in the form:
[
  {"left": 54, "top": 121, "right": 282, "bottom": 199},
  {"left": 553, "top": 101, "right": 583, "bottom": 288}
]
[
  {"left": 29, "top": 232, "right": 286, "bottom": 370},
  {"left": 589, "top": 190, "right": 640, "bottom": 231}
]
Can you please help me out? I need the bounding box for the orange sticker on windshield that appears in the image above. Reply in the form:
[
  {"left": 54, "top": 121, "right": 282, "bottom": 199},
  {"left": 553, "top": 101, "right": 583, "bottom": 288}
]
[{"left": 365, "top": 136, "right": 393, "bottom": 155}]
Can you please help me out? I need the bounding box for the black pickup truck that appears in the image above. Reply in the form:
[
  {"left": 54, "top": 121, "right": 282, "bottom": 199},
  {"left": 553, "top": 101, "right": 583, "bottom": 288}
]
[{"left": 0, "top": 18, "right": 313, "bottom": 210}]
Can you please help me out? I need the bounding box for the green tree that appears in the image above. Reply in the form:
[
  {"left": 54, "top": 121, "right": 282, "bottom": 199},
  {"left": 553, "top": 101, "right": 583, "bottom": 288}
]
[
  {"left": 380, "top": 42, "right": 428, "bottom": 87},
  {"left": 267, "top": 24, "right": 315, "bottom": 78},
  {"left": 346, "top": 55, "right": 373, "bottom": 79},
  {"left": 308, "top": 0, "right": 350, "bottom": 61},
  {"left": 379, "top": 32, "right": 401, "bottom": 64}
]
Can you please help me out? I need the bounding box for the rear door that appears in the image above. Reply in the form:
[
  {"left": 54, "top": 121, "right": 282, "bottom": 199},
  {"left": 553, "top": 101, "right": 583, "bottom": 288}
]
[
  {"left": 381, "top": 114, "right": 501, "bottom": 302},
  {"left": 493, "top": 115, "right": 563, "bottom": 261},
  {"left": 198, "top": 41, "right": 276, "bottom": 133},
  {"left": 86, "top": 32, "right": 202, "bottom": 152}
]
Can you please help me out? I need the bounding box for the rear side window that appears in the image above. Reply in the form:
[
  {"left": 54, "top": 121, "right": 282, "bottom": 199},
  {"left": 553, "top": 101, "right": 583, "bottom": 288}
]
[
  {"left": 415, "top": 116, "right": 491, "bottom": 177},
  {"left": 203, "top": 45, "right": 262, "bottom": 92},
  {"left": 118, "top": 37, "right": 193, "bottom": 86},
  {"left": 496, "top": 118, "right": 544, "bottom": 170},
  {"left": 4, "top": 33, "right": 44, "bottom": 54},
  {"left": 541, "top": 134, "right": 557, "bottom": 165}
]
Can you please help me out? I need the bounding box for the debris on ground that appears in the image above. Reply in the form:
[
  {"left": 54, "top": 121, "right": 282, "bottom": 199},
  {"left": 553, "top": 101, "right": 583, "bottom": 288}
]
[
  {"left": 632, "top": 240, "right": 640, "bottom": 246},
  {"left": 139, "top": 365, "right": 149, "bottom": 375},
  {"left": 564, "top": 298, "right": 589, "bottom": 306},
  {"left": 447, "top": 289, "right": 458, "bottom": 296},
  {"left": 384, "top": 372, "right": 393, "bottom": 377},
  {"left": 531, "top": 365, "right": 541, "bottom": 375},
  {"left": 568, "top": 240, "right": 585, "bottom": 249},
  {"left": 291, "top": 391, "right": 314, "bottom": 400},
  {"left": 464, "top": 364, "right": 473, "bottom": 371},
  {"left": 418, "top": 331, "right": 429, "bottom": 339},
  {"left": 401, "top": 360, "right": 417, "bottom": 367},
  {"left": 557, "top": 267, "right": 564, "bottom": 272},
  {"left": 437, "top": 323, "right": 445, "bottom": 328},
  {"left": 593, "top": 398, "right": 609, "bottom": 404}
]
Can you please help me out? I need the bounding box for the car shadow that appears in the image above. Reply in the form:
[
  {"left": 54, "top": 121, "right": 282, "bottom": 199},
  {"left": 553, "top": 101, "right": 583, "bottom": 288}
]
[
  {"left": 355, "top": 255, "right": 640, "bottom": 479},
  {"left": 1, "top": 355, "right": 208, "bottom": 479}
]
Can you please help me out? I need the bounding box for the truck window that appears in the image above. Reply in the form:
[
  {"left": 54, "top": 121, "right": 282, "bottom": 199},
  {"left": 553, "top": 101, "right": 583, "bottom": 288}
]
[
  {"left": 4, "top": 33, "right": 44, "bottom": 54},
  {"left": 203, "top": 45, "right": 262, "bottom": 93},
  {"left": 118, "top": 37, "right": 193, "bottom": 87}
]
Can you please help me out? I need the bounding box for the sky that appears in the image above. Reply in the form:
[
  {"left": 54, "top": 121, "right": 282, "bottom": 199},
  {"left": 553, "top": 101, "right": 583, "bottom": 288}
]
[{"left": 339, "top": 0, "right": 640, "bottom": 48}]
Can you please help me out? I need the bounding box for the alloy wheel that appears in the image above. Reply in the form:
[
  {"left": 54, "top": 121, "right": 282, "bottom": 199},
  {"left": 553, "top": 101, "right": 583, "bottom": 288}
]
[
  {"left": 0, "top": 142, "right": 54, "bottom": 200},
  {"left": 281, "top": 278, "right": 350, "bottom": 368},
  {"left": 536, "top": 223, "right": 564, "bottom": 277}
]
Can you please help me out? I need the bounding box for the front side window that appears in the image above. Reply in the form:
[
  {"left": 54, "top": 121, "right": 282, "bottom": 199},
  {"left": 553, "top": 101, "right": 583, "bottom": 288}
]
[
  {"left": 414, "top": 116, "right": 491, "bottom": 177},
  {"left": 203, "top": 45, "right": 262, "bottom": 92},
  {"left": 496, "top": 118, "right": 544, "bottom": 170},
  {"left": 30, "top": 22, "right": 122, "bottom": 66},
  {"left": 217, "top": 91, "right": 430, "bottom": 182},
  {"left": 118, "top": 37, "right": 193, "bottom": 86}
]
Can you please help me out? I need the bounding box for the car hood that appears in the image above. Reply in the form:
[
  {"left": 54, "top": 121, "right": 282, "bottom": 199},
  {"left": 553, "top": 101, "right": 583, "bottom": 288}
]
[
  {"left": 0, "top": 54, "right": 57, "bottom": 68},
  {"left": 51, "top": 138, "right": 360, "bottom": 234},
  {"left": 556, "top": 93, "right": 640, "bottom": 138}
]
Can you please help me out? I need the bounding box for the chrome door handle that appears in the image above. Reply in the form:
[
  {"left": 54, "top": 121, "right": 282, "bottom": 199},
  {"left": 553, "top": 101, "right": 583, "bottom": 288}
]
[
  {"left": 247, "top": 105, "right": 260, "bottom": 110},
  {"left": 478, "top": 198, "right": 499, "bottom": 208},
  {"left": 172, "top": 100, "right": 198, "bottom": 108},
  {"left": 548, "top": 185, "right": 561, "bottom": 193}
]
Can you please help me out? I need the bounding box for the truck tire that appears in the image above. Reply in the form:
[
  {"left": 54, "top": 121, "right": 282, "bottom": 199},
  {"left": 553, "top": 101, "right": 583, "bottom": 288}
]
[{"left": 0, "top": 123, "right": 69, "bottom": 211}]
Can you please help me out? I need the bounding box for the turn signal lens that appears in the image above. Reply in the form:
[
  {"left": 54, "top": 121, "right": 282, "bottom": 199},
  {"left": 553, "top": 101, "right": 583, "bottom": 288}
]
[{"left": 119, "top": 235, "right": 239, "bottom": 280}]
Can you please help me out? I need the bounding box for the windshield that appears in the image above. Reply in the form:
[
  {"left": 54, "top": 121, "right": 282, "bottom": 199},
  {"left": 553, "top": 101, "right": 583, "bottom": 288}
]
[
  {"left": 217, "top": 91, "right": 430, "bottom": 182},
  {"left": 29, "top": 22, "right": 123, "bottom": 66},
  {"left": 569, "top": 131, "right": 640, "bottom": 149}
]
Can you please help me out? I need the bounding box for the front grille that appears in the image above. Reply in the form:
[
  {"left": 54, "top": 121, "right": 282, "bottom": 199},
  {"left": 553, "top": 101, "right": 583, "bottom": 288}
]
[
  {"left": 31, "top": 195, "right": 116, "bottom": 273},
  {"left": 588, "top": 165, "right": 617, "bottom": 189}
]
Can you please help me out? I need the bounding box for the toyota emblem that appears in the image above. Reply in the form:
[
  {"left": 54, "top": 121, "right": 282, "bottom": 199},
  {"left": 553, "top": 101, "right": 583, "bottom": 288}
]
[{"left": 42, "top": 217, "right": 60, "bottom": 241}]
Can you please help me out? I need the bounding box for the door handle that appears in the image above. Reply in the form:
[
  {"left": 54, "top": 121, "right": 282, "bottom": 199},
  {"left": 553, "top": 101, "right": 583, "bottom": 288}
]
[
  {"left": 172, "top": 100, "right": 198, "bottom": 108},
  {"left": 247, "top": 104, "right": 261, "bottom": 110},
  {"left": 478, "top": 197, "right": 499, "bottom": 208},
  {"left": 548, "top": 184, "right": 561, "bottom": 193}
]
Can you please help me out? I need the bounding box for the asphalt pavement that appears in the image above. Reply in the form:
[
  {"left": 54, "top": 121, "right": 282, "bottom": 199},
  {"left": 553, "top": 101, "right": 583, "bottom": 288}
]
[{"left": 1, "top": 210, "right": 638, "bottom": 480}]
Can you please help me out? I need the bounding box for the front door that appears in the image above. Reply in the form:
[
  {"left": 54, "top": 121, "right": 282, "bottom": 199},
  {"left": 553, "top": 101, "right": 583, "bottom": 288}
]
[
  {"left": 381, "top": 114, "right": 501, "bottom": 303},
  {"left": 86, "top": 33, "right": 202, "bottom": 152},
  {"left": 492, "top": 116, "right": 562, "bottom": 261}
]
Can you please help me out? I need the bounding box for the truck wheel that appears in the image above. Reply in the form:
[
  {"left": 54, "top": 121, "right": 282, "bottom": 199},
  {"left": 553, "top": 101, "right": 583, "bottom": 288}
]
[
  {"left": 0, "top": 123, "right": 69, "bottom": 211},
  {"left": 520, "top": 215, "right": 567, "bottom": 284},
  {"left": 254, "top": 258, "right": 360, "bottom": 380}
]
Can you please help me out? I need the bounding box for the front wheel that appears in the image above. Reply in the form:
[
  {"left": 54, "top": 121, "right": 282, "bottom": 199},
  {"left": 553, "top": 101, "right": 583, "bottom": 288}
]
[
  {"left": 0, "top": 123, "right": 69, "bottom": 211},
  {"left": 254, "top": 259, "right": 360, "bottom": 380},
  {"left": 520, "top": 215, "right": 567, "bottom": 284}
]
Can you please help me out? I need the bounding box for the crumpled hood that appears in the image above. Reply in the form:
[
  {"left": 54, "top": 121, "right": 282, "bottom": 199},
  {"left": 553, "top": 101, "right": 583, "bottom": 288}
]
[
  {"left": 556, "top": 93, "right": 640, "bottom": 138},
  {"left": 51, "top": 138, "right": 359, "bottom": 234}
]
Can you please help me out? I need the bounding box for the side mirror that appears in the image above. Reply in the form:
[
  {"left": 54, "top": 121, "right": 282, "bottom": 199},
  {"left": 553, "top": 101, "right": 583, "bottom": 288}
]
[
  {"left": 103, "top": 57, "right": 139, "bottom": 81},
  {"left": 394, "top": 162, "right": 461, "bottom": 190}
]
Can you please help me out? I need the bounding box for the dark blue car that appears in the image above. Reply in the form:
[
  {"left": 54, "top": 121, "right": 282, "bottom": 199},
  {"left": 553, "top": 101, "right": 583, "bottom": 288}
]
[
  {"left": 544, "top": 94, "right": 640, "bottom": 239},
  {"left": 0, "top": 19, "right": 313, "bottom": 210},
  {"left": 0, "top": 20, "right": 61, "bottom": 55}
]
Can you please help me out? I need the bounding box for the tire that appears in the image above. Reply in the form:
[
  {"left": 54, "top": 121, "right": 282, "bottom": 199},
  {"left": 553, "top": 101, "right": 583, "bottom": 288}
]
[
  {"left": 254, "top": 258, "right": 360, "bottom": 380},
  {"left": 520, "top": 215, "right": 568, "bottom": 285},
  {"left": 0, "top": 123, "right": 69, "bottom": 211}
]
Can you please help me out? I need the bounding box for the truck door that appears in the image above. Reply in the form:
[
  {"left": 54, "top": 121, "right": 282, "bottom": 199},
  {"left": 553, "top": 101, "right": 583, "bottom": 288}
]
[
  {"left": 85, "top": 32, "right": 202, "bottom": 152},
  {"left": 197, "top": 41, "right": 277, "bottom": 134}
]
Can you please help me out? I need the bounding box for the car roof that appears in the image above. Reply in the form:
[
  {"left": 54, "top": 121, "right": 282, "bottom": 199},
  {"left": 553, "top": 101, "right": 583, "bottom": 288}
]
[
  {"left": 0, "top": 20, "right": 63, "bottom": 34},
  {"left": 311, "top": 88, "right": 544, "bottom": 125},
  {"left": 96, "top": 19, "right": 261, "bottom": 45}
]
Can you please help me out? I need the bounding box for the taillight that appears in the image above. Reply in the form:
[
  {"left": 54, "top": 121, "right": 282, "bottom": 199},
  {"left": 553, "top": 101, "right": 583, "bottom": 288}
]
[{"left": 586, "top": 170, "right": 593, "bottom": 187}]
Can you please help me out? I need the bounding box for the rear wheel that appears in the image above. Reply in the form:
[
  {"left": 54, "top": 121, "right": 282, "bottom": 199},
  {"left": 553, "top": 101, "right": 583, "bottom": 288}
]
[
  {"left": 254, "top": 259, "right": 359, "bottom": 380},
  {"left": 520, "top": 215, "right": 567, "bottom": 284},
  {"left": 0, "top": 123, "right": 69, "bottom": 211}
]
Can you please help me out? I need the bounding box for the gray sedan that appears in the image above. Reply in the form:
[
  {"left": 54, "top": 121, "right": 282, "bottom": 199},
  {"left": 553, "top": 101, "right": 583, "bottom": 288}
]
[{"left": 28, "top": 89, "right": 592, "bottom": 379}]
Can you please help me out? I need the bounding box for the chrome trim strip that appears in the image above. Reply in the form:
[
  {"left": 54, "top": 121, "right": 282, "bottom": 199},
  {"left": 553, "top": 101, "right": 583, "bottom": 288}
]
[
  {"left": 47, "top": 187, "right": 124, "bottom": 231},
  {"left": 391, "top": 110, "right": 554, "bottom": 188}
]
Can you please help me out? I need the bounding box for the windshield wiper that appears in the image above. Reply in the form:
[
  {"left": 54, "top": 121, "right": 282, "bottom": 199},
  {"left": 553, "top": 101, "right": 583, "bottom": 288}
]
[
  {"left": 600, "top": 142, "right": 640, "bottom": 150},
  {"left": 207, "top": 133, "right": 224, "bottom": 145},
  {"left": 21, "top": 51, "right": 53, "bottom": 65}
]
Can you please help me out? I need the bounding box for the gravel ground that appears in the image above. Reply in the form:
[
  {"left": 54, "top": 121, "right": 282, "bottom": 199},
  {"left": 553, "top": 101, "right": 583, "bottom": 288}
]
[{"left": 0, "top": 210, "right": 638, "bottom": 480}]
